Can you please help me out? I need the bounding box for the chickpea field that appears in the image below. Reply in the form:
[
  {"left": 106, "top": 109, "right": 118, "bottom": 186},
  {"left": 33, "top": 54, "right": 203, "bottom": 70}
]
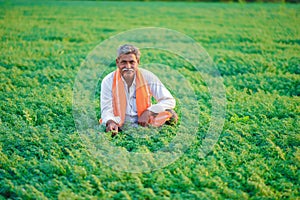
[{"left": 0, "top": 1, "right": 299, "bottom": 199}]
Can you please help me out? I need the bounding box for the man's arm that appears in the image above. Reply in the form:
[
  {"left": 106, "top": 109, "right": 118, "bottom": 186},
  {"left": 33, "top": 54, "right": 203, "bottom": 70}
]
[
  {"left": 100, "top": 72, "right": 121, "bottom": 128},
  {"left": 140, "top": 69, "right": 176, "bottom": 114},
  {"left": 137, "top": 69, "right": 175, "bottom": 127},
  {"left": 148, "top": 85, "right": 176, "bottom": 113}
]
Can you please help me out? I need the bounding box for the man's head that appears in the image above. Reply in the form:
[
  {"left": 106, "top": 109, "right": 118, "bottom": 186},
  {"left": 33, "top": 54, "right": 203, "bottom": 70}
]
[
  {"left": 117, "top": 44, "right": 140, "bottom": 60},
  {"left": 116, "top": 44, "right": 140, "bottom": 79}
]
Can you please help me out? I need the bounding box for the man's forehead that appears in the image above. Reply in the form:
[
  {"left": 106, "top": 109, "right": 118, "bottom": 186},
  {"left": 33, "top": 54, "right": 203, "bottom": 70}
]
[{"left": 118, "top": 53, "right": 137, "bottom": 60}]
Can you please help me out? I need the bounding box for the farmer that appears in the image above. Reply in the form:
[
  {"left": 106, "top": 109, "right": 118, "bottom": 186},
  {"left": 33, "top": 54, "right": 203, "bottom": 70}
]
[{"left": 100, "top": 44, "right": 178, "bottom": 134}]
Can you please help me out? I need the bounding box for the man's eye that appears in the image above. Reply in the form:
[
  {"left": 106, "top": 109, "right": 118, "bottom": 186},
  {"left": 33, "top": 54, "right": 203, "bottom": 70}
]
[{"left": 130, "top": 61, "right": 135, "bottom": 64}]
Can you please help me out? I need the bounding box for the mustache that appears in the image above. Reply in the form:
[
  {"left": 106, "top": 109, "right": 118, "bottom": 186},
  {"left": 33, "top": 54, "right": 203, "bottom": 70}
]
[{"left": 122, "top": 68, "right": 135, "bottom": 72}]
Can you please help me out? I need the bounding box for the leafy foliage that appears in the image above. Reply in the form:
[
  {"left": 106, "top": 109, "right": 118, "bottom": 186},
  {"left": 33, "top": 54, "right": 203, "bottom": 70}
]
[{"left": 0, "top": 1, "right": 299, "bottom": 199}]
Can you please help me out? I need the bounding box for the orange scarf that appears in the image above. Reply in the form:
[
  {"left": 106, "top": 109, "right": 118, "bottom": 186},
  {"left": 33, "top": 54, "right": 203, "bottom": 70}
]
[
  {"left": 110, "top": 69, "right": 173, "bottom": 127},
  {"left": 112, "top": 69, "right": 151, "bottom": 126}
]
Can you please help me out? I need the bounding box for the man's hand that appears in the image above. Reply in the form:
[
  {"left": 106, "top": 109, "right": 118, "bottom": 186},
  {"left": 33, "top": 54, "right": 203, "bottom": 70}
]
[
  {"left": 138, "top": 110, "right": 155, "bottom": 127},
  {"left": 106, "top": 120, "right": 119, "bottom": 136}
]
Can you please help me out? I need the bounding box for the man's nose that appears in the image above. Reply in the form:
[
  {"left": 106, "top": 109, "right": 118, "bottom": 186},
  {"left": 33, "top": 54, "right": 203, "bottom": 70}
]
[{"left": 125, "top": 62, "right": 131, "bottom": 68}]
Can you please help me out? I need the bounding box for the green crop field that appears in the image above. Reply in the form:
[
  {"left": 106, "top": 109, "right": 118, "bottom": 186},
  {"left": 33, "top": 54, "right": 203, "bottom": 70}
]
[{"left": 0, "top": 1, "right": 299, "bottom": 199}]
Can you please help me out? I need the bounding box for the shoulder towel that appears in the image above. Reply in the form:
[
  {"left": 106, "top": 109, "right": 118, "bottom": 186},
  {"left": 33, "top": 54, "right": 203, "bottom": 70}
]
[{"left": 112, "top": 68, "right": 151, "bottom": 126}]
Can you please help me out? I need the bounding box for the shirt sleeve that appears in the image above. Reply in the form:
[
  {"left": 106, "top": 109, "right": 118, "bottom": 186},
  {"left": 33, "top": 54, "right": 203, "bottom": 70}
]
[
  {"left": 140, "top": 69, "right": 176, "bottom": 113},
  {"left": 100, "top": 72, "right": 121, "bottom": 125}
]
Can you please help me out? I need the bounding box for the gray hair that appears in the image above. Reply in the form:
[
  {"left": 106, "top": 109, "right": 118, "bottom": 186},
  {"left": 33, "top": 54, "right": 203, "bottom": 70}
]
[{"left": 117, "top": 44, "right": 141, "bottom": 60}]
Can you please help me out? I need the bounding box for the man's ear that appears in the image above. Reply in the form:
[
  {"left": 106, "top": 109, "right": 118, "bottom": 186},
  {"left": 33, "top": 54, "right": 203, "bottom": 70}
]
[{"left": 137, "top": 59, "right": 140, "bottom": 64}]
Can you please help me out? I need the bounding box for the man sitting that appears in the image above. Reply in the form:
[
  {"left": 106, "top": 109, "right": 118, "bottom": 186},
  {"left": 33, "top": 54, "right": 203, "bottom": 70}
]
[{"left": 100, "top": 44, "right": 178, "bottom": 135}]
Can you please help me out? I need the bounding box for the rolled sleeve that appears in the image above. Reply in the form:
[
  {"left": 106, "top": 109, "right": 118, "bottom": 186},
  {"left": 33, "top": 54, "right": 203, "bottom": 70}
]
[{"left": 140, "top": 68, "right": 176, "bottom": 113}]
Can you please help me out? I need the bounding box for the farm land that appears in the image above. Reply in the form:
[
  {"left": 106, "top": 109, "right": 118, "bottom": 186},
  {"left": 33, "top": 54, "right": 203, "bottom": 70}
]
[{"left": 0, "top": 1, "right": 299, "bottom": 199}]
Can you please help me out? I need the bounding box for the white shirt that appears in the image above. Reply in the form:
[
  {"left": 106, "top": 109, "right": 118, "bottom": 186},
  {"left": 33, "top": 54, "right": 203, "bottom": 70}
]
[{"left": 100, "top": 68, "right": 176, "bottom": 125}]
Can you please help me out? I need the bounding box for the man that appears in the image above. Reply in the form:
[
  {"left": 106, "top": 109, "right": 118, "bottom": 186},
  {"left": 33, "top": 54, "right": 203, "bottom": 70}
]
[{"left": 100, "top": 44, "right": 177, "bottom": 135}]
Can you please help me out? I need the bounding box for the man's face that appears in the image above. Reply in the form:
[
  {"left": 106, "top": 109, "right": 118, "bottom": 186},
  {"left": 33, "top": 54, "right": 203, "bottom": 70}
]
[{"left": 116, "top": 53, "right": 139, "bottom": 79}]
